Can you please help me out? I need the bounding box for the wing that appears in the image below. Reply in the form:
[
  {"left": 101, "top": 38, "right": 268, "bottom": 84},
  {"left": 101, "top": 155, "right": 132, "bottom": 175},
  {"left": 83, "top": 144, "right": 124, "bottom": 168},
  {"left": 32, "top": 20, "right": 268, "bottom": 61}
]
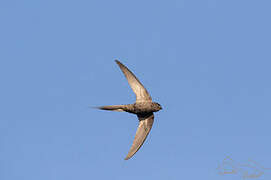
[
  {"left": 125, "top": 113, "right": 154, "bottom": 160},
  {"left": 115, "top": 60, "right": 152, "bottom": 102}
]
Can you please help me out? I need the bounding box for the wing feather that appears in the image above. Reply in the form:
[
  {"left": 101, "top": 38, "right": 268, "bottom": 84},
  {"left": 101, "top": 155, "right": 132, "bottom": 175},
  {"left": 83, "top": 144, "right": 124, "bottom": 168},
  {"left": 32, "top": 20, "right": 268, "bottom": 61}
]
[
  {"left": 125, "top": 113, "right": 154, "bottom": 160},
  {"left": 115, "top": 60, "right": 152, "bottom": 102}
]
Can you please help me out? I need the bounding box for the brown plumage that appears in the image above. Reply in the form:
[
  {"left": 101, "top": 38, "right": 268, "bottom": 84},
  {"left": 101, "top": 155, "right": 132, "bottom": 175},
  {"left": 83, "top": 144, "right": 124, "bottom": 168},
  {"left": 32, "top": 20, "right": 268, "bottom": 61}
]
[{"left": 96, "top": 60, "right": 162, "bottom": 160}]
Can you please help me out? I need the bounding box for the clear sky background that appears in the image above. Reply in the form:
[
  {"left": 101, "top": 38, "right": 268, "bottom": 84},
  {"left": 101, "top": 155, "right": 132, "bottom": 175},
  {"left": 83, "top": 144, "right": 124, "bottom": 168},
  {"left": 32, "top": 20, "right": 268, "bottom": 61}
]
[{"left": 1, "top": 0, "right": 271, "bottom": 180}]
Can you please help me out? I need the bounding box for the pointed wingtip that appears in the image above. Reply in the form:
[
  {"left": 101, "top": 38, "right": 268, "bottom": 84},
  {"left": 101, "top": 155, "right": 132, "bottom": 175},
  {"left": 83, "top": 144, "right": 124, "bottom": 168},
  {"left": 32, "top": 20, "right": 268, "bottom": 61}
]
[
  {"left": 124, "top": 156, "right": 131, "bottom": 160},
  {"left": 115, "top": 60, "right": 125, "bottom": 67}
]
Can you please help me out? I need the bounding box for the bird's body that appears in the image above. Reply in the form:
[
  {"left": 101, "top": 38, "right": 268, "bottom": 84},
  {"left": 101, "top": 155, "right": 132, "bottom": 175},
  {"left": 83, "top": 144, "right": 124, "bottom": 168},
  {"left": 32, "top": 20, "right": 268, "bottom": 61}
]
[
  {"left": 99, "top": 102, "right": 161, "bottom": 114},
  {"left": 95, "top": 60, "right": 162, "bottom": 160}
]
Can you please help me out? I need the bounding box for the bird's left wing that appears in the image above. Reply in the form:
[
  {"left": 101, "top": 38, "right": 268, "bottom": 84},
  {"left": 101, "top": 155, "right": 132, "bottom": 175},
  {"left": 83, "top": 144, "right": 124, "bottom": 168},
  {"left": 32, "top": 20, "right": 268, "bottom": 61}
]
[
  {"left": 115, "top": 60, "right": 152, "bottom": 102},
  {"left": 125, "top": 113, "right": 154, "bottom": 160}
]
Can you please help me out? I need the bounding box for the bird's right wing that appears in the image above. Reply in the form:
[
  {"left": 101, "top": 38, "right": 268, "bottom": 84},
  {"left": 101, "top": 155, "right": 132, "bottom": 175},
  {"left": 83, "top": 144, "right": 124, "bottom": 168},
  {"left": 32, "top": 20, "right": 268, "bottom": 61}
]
[
  {"left": 125, "top": 113, "right": 154, "bottom": 160},
  {"left": 115, "top": 60, "right": 152, "bottom": 102}
]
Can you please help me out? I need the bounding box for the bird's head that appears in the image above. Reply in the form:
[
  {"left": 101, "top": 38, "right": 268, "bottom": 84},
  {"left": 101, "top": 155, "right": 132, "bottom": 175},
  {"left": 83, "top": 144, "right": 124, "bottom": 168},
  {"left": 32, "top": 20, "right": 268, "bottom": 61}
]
[{"left": 153, "top": 102, "right": 162, "bottom": 112}]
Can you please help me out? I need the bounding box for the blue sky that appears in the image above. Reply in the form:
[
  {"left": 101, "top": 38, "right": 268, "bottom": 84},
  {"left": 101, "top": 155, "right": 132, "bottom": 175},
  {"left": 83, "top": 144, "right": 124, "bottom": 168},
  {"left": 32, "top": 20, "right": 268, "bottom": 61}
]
[{"left": 1, "top": 0, "right": 271, "bottom": 180}]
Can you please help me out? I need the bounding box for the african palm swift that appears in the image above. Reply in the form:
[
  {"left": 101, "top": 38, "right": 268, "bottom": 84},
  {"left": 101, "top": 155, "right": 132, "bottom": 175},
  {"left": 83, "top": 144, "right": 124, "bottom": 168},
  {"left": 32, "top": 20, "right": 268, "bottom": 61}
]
[{"left": 97, "top": 60, "right": 162, "bottom": 160}]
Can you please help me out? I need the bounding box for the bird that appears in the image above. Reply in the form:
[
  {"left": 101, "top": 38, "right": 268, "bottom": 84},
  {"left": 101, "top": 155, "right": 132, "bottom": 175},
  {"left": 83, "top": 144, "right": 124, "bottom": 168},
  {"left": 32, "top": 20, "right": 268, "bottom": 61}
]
[{"left": 96, "top": 60, "right": 162, "bottom": 160}]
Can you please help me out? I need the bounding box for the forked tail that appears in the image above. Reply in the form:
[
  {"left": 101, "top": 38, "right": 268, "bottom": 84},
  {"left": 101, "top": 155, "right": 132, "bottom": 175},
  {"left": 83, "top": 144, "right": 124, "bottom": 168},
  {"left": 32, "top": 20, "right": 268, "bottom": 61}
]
[{"left": 96, "top": 105, "right": 126, "bottom": 112}]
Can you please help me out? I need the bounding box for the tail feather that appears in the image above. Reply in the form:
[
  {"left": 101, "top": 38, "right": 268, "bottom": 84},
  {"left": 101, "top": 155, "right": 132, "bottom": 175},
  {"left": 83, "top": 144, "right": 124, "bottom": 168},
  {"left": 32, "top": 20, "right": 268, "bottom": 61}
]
[{"left": 97, "top": 105, "right": 125, "bottom": 112}]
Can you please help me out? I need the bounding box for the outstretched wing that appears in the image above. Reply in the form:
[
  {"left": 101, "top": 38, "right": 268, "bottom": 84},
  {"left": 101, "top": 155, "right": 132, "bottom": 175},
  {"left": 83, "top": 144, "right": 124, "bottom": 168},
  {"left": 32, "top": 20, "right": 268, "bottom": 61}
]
[
  {"left": 115, "top": 60, "right": 152, "bottom": 102},
  {"left": 125, "top": 113, "right": 154, "bottom": 160}
]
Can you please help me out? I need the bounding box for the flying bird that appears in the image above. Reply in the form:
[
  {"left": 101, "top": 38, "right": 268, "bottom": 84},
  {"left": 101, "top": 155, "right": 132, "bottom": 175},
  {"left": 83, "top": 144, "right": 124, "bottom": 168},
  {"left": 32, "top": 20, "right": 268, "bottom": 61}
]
[{"left": 96, "top": 60, "right": 162, "bottom": 160}]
